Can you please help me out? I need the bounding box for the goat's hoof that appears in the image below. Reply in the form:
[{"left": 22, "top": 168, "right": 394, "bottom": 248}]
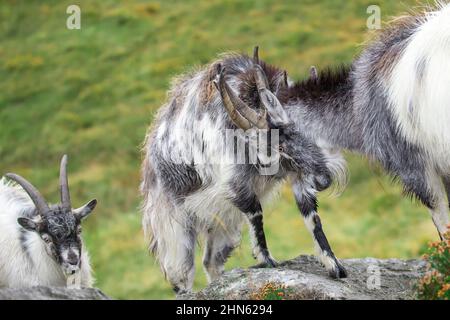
[
  {"left": 175, "top": 289, "right": 193, "bottom": 298},
  {"left": 263, "top": 257, "right": 279, "bottom": 268},
  {"left": 328, "top": 262, "right": 348, "bottom": 279},
  {"left": 251, "top": 257, "right": 279, "bottom": 269}
]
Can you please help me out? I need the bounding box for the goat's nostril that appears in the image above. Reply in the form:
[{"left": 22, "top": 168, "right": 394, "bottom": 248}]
[
  {"left": 68, "top": 259, "right": 79, "bottom": 266},
  {"left": 71, "top": 270, "right": 76, "bottom": 275}
]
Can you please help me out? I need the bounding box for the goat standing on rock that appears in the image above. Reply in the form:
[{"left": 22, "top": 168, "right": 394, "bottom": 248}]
[
  {"left": 141, "top": 47, "right": 346, "bottom": 294},
  {"left": 0, "top": 155, "right": 96, "bottom": 288}
]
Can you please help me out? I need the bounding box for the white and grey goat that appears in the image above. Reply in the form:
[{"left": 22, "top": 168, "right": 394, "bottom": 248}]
[
  {"left": 0, "top": 155, "right": 96, "bottom": 288},
  {"left": 277, "top": 3, "right": 450, "bottom": 241},
  {"left": 141, "top": 47, "right": 345, "bottom": 294}
]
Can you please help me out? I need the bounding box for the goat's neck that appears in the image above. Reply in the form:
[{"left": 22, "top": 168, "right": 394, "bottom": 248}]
[{"left": 283, "top": 66, "right": 363, "bottom": 152}]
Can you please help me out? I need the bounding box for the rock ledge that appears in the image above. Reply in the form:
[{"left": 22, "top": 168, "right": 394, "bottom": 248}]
[
  {"left": 181, "top": 255, "right": 426, "bottom": 300},
  {"left": 0, "top": 286, "right": 110, "bottom": 300}
]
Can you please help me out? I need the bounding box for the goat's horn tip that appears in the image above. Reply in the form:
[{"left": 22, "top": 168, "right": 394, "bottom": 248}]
[
  {"left": 253, "top": 46, "right": 259, "bottom": 62},
  {"left": 5, "top": 173, "right": 20, "bottom": 180},
  {"left": 309, "top": 66, "right": 318, "bottom": 80}
]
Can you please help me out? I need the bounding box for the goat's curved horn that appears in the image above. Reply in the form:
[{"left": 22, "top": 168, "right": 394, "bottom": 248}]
[
  {"left": 253, "top": 46, "right": 259, "bottom": 65},
  {"left": 5, "top": 173, "right": 50, "bottom": 215},
  {"left": 215, "top": 66, "right": 267, "bottom": 130},
  {"left": 59, "top": 154, "right": 71, "bottom": 211}
]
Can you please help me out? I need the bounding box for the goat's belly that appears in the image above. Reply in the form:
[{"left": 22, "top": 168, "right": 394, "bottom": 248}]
[
  {"left": 387, "top": 4, "right": 450, "bottom": 163},
  {"left": 182, "top": 175, "right": 283, "bottom": 231},
  {"left": 183, "top": 182, "right": 242, "bottom": 224}
]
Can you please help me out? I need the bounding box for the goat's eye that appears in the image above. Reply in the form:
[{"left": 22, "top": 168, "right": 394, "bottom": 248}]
[
  {"left": 77, "top": 226, "right": 82, "bottom": 234},
  {"left": 42, "top": 235, "right": 52, "bottom": 243}
]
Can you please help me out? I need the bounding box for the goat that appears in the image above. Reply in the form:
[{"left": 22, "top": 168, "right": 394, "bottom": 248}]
[
  {"left": 0, "top": 155, "right": 96, "bottom": 288},
  {"left": 141, "top": 47, "right": 347, "bottom": 294},
  {"left": 276, "top": 4, "right": 450, "bottom": 245}
]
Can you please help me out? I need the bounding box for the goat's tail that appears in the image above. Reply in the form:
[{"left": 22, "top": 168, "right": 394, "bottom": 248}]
[{"left": 387, "top": 2, "right": 450, "bottom": 158}]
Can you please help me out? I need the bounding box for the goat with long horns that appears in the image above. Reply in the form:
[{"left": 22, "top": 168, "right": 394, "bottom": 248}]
[
  {"left": 0, "top": 155, "right": 96, "bottom": 288},
  {"left": 141, "top": 46, "right": 346, "bottom": 295}
]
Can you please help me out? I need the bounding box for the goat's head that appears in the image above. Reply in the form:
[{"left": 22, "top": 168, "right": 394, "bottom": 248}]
[
  {"left": 6, "top": 155, "right": 96, "bottom": 277},
  {"left": 214, "top": 46, "right": 292, "bottom": 130},
  {"left": 214, "top": 47, "right": 333, "bottom": 182}
]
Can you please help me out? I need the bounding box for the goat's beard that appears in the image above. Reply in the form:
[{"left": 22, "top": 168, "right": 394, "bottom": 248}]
[{"left": 66, "top": 271, "right": 81, "bottom": 289}]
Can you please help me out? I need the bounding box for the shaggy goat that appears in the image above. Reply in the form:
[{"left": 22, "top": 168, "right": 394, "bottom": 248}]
[
  {"left": 141, "top": 48, "right": 347, "bottom": 294},
  {"left": 0, "top": 155, "right": 96, "bottom": 288},
  {"left": 276, "top": 4, "right": 450, "bottom": 243}
]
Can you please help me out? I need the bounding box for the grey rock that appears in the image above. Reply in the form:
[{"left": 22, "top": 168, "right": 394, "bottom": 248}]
[
  {"left": 0, "top": 286, "right": 111, "bottom": 300},
  {"left": 180, "top": 255, "right": 427, "bottom": 300}
]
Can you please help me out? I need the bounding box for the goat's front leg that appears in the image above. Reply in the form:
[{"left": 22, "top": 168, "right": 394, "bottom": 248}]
[
  {"left": 292, "top": 177, "right": 347, "bottom": 278},
  {"left": 232, "top": 193, "right": 277, "bottom": 267},
  {"left": 247, "top": 211, "right": 278, "bottom": 267}
]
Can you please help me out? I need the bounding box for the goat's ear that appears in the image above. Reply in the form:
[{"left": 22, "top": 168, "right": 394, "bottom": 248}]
[
  {"left": 17, "top": 217, "right": 41, "bottom": 232},
  {"left": 73, "top": 199, "right": 97, "bottom": 220},
  {"left": 258, "top": 88, "right": 292, "bottom": 128}
]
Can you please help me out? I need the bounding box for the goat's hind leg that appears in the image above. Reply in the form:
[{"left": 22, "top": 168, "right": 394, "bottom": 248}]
[
  {"left": 162, "top": 221, "right": 197, "bottom": 294},
  {"left": 202, "top": 224, "right": 241, "bottom": 283},
  {"left": 145, "top": 204, "right": 197, "bottom": 294},
  {"left": 407, "top": 170, "right": 449, "bottom": 240},
  {"left": 399, "top": 166, "right": 449, "bottom": 240},
  {"left": 439, "top": 176, "right": 450, "bottom": 237},
  {"left": 292, "top": 177, "right": 347, "bottom": 278},
  {"left": 431, "top": 177, "right": 449, "bottom": 239}
]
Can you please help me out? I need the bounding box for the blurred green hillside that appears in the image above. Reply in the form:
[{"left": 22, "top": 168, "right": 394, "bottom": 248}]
[{"left": 0, "top": 0, "right": 434, "bottom": 299}]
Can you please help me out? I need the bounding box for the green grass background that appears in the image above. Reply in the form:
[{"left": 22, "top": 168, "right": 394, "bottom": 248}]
[{"left": 0, "top": 0, "right": 436, "bottom": 299}]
